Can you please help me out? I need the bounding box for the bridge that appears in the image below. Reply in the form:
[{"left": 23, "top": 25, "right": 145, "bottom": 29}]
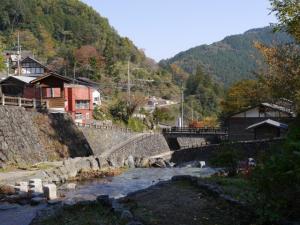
[
  {"left": 162, "top": 127, "right": 228, "bottom": 150},
  {"left": 162, "top": 127, "right": 228, "bottom": 137}
]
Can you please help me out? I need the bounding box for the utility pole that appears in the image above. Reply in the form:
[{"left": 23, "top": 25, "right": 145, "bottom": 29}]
[
  {"left": 17, "top": 32, "right": 21, "bottom": 76},
  {"left": 73, "top": 62, "right": 76, "bottom": 84},
  {"left": 191, "top": 100, "right": 194, "bottom": 121},
  {"left": 127, "top": 59, "right": 131, "bottom": 104},
  {"left": 181, "top": 85, "right": 184, "bottom": 127}
]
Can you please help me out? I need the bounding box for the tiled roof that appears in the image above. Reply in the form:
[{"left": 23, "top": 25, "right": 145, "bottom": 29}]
[{"left": 246, "top": 119, "right": 288, "bottom": 130}]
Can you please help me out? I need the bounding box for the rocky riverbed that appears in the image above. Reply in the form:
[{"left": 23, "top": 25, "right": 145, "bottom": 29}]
[{"left": 0, "top": 167, "right": 217, "bottom": 225}]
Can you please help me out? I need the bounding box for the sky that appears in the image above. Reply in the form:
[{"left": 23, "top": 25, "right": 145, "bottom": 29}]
[{"left": 82, "top": 0, "right": 277, "bottom": 61}]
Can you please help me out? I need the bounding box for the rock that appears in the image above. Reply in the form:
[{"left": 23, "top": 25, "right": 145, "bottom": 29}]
[
  {"left": 165, "top": 161, "right": 175, "bottom": 168},
  {"left": 0, "top": 184, "right": 16, "bottom": 195},
  {"left": 0, "top": 203, "right": 20, "bottom": 211},
  {"left": 126, "top": 222, "right": 144, "bottom": 225},
  {"left": 96, "top": 195, "right": 111, "bottom": 207},
  {"left": 47, "top": 199, "right": 62, "bottom": 205},
  {"left": 66, "top": 183, "right": 76, "bottom": 190},
  {"left": 63, "top": 199, "right": 77, "bottom": 207},
  {"left": 31, "top": 197, "right": 47, "bottom": 206},
  {"left": 151, "top": 158, "right": 166, "bottom": 168},
  {"left": 121, "top": 210, "right": 134, "bottom": 222},
  {"left": 140, "top": 158, "right": 150, "bottom": 168},
  {"left": 127, "top": 155, "right": 135, "bottom": 168},
  {"left": 171, "top": 175, "right": 192, "bottom": 181}
]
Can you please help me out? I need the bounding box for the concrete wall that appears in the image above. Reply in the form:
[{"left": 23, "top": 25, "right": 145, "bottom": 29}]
[
  {"left": 0, "top": 106, "right": 92, "bottom": 167},
  {"left": 170, "top": 139, "right": 283, "bottom": 165}
]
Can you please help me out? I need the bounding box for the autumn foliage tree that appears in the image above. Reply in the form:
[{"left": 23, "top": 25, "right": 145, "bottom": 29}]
[{"left": 221, "top": 79, "right": 269, "bottom": 114}]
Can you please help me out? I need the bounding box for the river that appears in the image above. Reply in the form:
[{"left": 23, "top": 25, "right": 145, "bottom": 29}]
[{"left": 0, "top": 167, "right": 217, "bottom": 225}]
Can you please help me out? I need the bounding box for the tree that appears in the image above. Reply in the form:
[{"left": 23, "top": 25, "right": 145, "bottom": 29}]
[
  {"left": 271, "top": 0, "right": 300, "bottom": 42},
  {"left": 255, "top": 43, "right": 300, "bottom": 106},
  {"left": 74, "top": 45, "right": 104, "bottom": 80},
  {"left": 0, "top": 36, "right": 5, "bottom": 72},
  {"left": 153, "top": 107, "right": 174, "bottom": 124},
  {"left": 221, "top": 79, "right": 269, "bottom": 114},
  {"left": 185, "top": 66, "right": 222, "bottom": 117}
]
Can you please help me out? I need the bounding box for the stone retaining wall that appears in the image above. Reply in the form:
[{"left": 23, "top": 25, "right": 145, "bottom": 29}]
[
  {"left": 0, "top": 106, "right": 92, "bottom": 167},
  {"left": 79, "top": 127, "right": 136, "bottom": 155},
  {"left": 171, "top": 139, "right": 283, "bottom": 165}
]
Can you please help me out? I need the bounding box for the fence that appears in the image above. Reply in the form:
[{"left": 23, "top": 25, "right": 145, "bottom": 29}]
[
  {"left": 75, "top": 122, "right": 134, "bottom": 133},
  {"left": 0, "top": 95, "right": 47, "bottom": 108},
  {"left": 162, "top": 127, "right": 228, "bottom": 135}
]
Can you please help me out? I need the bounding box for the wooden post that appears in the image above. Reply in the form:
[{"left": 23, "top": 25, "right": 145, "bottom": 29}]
[
  {"left": 2, "top": 94, "right": 5, "bottom": 106},
  {"left": 18, "top": 97, "right": 22, "bottom": 107}
]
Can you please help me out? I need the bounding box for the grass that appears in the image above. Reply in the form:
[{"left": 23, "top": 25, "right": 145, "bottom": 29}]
[
  {"left": 204, "top": 176, "right": 256, "bottom": 203},
  {"left": 31, "top": 203, "right": 125, "bottom": 225}
]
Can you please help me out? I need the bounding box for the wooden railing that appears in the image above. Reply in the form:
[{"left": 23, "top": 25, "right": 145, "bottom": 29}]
[{"left": 0, "top": 95, "right": 47, "bottom": 109}]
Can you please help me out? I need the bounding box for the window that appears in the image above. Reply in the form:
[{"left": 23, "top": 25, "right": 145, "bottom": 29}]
[
  {"left": 75, "top": 100, "right": 90, "bottom": 109},
  {"left": 75, "top": 113, "right": 83, "bottom": 119}
]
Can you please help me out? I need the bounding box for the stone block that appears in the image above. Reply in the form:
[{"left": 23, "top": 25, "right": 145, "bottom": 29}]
[
  {"left": 43, "top": 184, "right": 57, "bottom": 200},
  {"left": 14, "top": 181, "right": 29, "bottom": 193}
]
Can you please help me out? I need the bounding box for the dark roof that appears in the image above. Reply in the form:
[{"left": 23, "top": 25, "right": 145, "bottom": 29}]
[
  {"left": 30, "top": 72, "right": 73, "bottom": 84},
  {"left": 75, "top": 77, "right": 99, "bottom": 88}
]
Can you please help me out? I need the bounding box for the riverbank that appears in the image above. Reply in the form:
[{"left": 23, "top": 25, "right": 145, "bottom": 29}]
[{"left": 31, "top": 174, "right": 255, "bottom": 225}]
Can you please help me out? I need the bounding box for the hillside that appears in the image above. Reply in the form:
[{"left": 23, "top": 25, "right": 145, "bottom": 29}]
[
  {"left": 0, "top": 0, "right": 179, "bottom": 99},
  {"left": 160, "top": 27, "right": 294, "bottom": 87}
]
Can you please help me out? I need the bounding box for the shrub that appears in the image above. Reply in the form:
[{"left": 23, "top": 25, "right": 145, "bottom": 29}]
[
  {"left": 210, "top": 143, "right": 243, "bottom": 176},
  {"left": 128, "top": 118, "right": 146, "bottom": 132},
  {"left": 251, "top": 118, "right": 300, "bottom": 223}
]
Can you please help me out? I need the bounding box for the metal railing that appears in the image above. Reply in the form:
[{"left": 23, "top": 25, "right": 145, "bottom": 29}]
[{"left": 162, "top": 127, "right": 228, "bottom": 135}]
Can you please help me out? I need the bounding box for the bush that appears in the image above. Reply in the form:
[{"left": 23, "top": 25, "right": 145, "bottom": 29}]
[
  {"left": 128, "top": 118, "right": 146, "bottom": 132},
  {"left": 210, "top": 143, "right": 243, "bottom": 176},
  {"left": 251, "top": 118, "right": 300, "bottom": 223}
]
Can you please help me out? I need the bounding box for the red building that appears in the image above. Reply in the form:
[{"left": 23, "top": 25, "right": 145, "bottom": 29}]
[
  {"left": 64, "top": 84, "right": 94, "bottom": 124},
  {"left": 0, "top": 56, "right": 98, "bottom": 123}
]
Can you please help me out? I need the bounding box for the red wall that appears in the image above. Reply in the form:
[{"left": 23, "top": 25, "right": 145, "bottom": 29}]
[{"left": 64, "top": 86, "right": 94, "bottom": 124}]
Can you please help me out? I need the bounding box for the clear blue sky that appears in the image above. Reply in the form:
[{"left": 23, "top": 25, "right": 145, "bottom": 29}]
[{"left": 81, "top": 0, "right": 277, "bottom": 61}]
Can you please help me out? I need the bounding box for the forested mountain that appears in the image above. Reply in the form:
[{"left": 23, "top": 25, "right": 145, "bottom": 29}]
[
  {"left": 160, "top": 27, "right": 294, "bottom": 87},
  {"left": 0, "top": 0, "right": 179, "bottom": 98}
]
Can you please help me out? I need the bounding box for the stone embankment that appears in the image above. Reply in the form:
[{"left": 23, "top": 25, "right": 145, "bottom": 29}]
[
  {"left": 79, "top": 126, "right": 136, "bottom": 155},
  {"left": 0, "top": 106, "right": 92, "bottom": 167}
]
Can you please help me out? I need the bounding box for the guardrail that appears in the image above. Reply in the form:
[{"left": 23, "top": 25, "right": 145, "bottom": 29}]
[
  {"left": 75, "top": 122, "right": 133, "bottom": 133},
  {"left": 0, "top": 95, "right": 47, "bottom": 108},
  {"left": 162, "top": 127, "right": 228, "bottom": 135}
]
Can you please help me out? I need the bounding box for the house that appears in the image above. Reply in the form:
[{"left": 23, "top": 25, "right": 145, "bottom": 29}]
[
  {"left": 0, "top": 56, "right": 99, "bottom": 122},
  {"left": 64, "top": 84, "right": 94, "bottom": 124},
  {"left": 246, "top": 119, "right": 288, "bottom": 140},
  {"left": 12, "top": 56, "right": 51, "bottom": 77},
  {"left": 0, "top": 73, "right": 72, "bottom": 112},
  {"left": 226, "top": 101, "right": 295, "bottom": 141}
]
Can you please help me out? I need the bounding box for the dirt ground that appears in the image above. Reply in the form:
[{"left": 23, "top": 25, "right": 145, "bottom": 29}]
[{"left": 120, "top": 180, "right": 256, "bottom": 225}]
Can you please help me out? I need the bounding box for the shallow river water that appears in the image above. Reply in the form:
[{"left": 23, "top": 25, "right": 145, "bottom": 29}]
[
  {"left": 0, "top": 167, "right": 217, "bottom": 225},
  {"left": 63, "top": 167, "right": 216, "bottom": 202}
]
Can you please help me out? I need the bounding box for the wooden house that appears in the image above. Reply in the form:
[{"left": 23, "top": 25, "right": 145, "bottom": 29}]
[{"left": 226, "top": 102, "right": 295, "bottom": 141}]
